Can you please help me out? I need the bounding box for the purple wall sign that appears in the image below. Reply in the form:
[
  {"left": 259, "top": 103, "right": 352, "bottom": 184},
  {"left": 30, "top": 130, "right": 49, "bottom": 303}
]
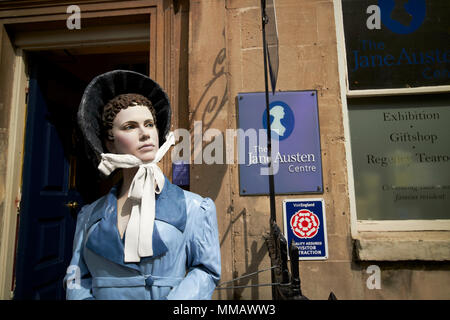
[
  {"left": 237, "top": 91, "right": 323, "bottom": 195},
  {"left": 172, "top": 161, "right": 189, "bottom": 186}
]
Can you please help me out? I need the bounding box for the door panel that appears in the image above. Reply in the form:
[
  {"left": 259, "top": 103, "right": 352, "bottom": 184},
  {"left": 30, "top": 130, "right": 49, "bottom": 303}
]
[
  {"left": 41, "top": 121, "right": 69, "bottom": 192},
  {"left": 14, "top": 57, "right": 84, "bottom": 300}
]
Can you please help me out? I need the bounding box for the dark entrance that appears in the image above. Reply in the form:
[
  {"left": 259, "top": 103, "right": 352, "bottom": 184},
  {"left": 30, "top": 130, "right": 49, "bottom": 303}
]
[{"left": 13, "top": 49, "right": 149, "bottom": 300}]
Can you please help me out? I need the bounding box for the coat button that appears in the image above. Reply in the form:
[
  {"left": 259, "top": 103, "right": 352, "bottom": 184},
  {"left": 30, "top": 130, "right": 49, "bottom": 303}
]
[{"left": 145, "top": 277, "right": 154, "bottom": 287}]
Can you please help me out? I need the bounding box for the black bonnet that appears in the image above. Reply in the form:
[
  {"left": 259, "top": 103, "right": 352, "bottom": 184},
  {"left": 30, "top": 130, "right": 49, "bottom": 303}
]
[{"left": 77, "top": 70, "right": 171, "bottom": 168}]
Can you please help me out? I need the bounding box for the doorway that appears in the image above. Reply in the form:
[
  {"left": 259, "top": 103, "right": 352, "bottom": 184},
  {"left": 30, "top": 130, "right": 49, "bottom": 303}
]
[{"left": 13, "top": 47, "right": 149, "bottom": 300}]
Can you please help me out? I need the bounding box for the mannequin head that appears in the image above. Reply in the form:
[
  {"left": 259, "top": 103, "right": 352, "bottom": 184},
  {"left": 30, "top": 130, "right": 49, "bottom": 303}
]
[{"left": 103, "top": 93, "right": 159, "bottom": 162}]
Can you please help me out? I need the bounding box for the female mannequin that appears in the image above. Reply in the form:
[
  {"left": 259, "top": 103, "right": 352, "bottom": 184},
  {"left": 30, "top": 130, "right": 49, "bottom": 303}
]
[{"left": 64, "top": 70, "right": 221, "bottom": 300}]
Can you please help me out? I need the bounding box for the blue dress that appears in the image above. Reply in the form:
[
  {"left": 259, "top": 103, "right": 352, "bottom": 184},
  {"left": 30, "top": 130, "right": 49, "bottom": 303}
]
[{"left": 64, "top": 177, "right": 221, "bottom": 300}]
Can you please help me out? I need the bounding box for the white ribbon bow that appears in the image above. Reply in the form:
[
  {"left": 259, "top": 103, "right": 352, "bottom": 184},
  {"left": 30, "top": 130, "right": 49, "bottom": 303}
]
[{"left": 98, "top": 132, "right": 175, "bottom": 262}]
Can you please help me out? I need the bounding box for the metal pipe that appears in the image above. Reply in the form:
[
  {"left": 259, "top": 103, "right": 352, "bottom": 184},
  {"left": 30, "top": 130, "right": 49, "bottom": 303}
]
[{"left": 261, "top": 0, "right": 278, "bottom": 300}]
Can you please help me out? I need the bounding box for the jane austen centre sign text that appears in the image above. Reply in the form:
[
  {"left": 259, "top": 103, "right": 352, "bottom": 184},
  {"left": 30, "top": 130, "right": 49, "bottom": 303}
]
[{"left": 237, "top": 91, "right": 323, "bottom": 195}]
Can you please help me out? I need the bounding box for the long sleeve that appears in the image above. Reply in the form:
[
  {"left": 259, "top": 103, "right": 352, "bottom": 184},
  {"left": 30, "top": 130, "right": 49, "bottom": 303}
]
[
  {"left": 166, "top": 197, "right": 221, "bottom": 300},
  {"left": 63, "top": 205, "right": 95, "bottom": 300}
]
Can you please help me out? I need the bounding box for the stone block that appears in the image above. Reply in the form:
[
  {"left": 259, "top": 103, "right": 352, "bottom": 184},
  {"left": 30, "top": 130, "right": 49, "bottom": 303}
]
[
  {"left": 233, "top": 235, "right": 270, "bottom": 266},
  {"left": 317, "top": 1, "right": 336, "bottom": 44},
  {"left": 277, "top": 4, "right": 318, "bottom": 46},
  {"left": 276, "top": 45, "right": 301, "bottom": 91},
  {"left": 325, "top": 234, "right": 353, "bottom": 261},
  {"left": 240, "top": 7, "right": 262, "bottom": 49},
  {"left": 225, "top": 0, "right": 259, "bottom": 10},
  {"left": 241, "top": 48, "right": 265, "bottom": 92},
  {"left": 232, "top": 261, "right": 273, "bottom": 300},
  {"left": 300, "top": 261, "right": 365, "bottom": 300}
]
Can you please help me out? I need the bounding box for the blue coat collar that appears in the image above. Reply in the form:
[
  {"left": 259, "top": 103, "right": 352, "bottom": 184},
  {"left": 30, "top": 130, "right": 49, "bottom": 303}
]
[{"left": 84, "top": 177, "right": 186, "bottom": 270}]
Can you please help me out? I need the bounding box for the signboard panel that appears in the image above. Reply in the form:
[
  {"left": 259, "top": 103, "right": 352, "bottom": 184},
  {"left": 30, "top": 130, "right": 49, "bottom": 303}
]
[
  {"left": 283, "top": 199, "right": 328, "bottom": 260},
  {"left": 172, "top": 161, "right": 189, "bottom": 186},
  {"left": 342, "top": 0, "right": 449, "bottom": 90},
  {"left": 349, "top": 94, "right": 450, "bottom": 220},
  {"left": 237, "top": 91, "right": 323, "bottom": 195}
]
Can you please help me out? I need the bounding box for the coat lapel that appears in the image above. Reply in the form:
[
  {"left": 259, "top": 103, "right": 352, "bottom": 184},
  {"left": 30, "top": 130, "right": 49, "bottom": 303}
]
[
  {"left": 155, "top": 177, "right": 187, "bottom": 232},
  {"left": 85, "top": 187, "right": 141, "bottom": 271},
  {"left": 84, "top": 177, "right": 186, "bottom": 271}
]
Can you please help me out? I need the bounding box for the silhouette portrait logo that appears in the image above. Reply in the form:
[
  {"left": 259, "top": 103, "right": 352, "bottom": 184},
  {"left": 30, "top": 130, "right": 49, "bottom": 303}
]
[{"left": 262, "top": 101, "right": 295, "bottom": 141}]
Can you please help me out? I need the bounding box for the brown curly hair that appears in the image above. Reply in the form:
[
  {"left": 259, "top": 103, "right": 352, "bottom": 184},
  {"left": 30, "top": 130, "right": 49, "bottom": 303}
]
[{"left": 102, "top": 93, "right": 157, "bottom": 140}]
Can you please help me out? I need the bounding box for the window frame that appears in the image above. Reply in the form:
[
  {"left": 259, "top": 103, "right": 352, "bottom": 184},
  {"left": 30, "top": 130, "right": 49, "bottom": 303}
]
[{"left": 333, "top": 0, "right": 450, "bottom": 238}]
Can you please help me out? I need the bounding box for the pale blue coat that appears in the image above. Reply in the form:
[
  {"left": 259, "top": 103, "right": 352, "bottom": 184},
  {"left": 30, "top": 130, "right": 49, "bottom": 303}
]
[{"left": 64, "top": 177, "right": 221, "bottom": 300}]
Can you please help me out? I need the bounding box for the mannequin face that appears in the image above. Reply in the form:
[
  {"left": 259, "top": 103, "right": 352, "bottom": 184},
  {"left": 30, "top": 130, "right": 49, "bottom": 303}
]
[{"left": 106, "top": 105, "right": 159, "bottom": 162}]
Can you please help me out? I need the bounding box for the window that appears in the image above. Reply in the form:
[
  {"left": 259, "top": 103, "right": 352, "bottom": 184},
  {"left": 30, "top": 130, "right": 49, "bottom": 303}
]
[
  {"left": 348, "top": 93, "right": 450, "bottom": 221},
  {"left": 335, "top": 0, "right": 450, "bottom": 260}
]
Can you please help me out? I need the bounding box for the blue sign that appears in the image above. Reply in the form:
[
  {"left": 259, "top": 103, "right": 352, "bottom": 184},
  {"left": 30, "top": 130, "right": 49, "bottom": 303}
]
[
  {"left": 237, "top": 91, "right": 323, "bottom": 195},
  {"left": 172, "top": 161, "right": 189, "bottom": 186},
  {"left": 283, "top": 199, "right": 328, "bottom": 260}
]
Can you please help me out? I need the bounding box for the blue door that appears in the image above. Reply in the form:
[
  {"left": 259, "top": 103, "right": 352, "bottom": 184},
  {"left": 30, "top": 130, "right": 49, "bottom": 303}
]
[{"left": 14, "top": 58, "right": 85, "bottom": 300}]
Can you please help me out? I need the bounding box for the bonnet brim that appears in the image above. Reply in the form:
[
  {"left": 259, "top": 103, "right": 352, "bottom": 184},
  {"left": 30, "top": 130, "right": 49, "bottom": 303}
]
[{"left": 77, "top": 70, "right": 171, "bottom": 169}]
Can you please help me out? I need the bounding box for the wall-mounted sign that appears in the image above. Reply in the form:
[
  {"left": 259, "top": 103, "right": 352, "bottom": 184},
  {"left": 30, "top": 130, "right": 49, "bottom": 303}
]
[
  {"left": 237, "top": 91, "right": 323, "bottom": 195},
  {"left": 349, "top": 93, "right": 450, "bottom": 220},
  {"left": 342, "top": 0, "right": 449, "bottom": 90},
  {"left": 283, "top": 199, "right": 328, "bottom": 260},
  {"left": 172, "top": 161, "right": 189, "bottom": 186}
]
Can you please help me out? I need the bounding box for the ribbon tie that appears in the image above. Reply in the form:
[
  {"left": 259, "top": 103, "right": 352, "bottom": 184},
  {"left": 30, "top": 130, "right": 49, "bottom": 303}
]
[{"left": 98, "top": 132, "right": 175, "bottom": 262}]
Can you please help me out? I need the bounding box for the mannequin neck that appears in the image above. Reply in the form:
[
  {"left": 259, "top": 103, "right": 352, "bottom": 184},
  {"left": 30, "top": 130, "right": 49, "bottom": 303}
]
[{"left": 118, "top": 167, "right": 139, "bottom": 199}]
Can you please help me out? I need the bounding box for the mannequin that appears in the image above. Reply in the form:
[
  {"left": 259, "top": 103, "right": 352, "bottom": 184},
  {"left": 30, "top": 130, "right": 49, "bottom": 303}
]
[{"left": 64, "top": 70, "right": 221, "bottom": 300}]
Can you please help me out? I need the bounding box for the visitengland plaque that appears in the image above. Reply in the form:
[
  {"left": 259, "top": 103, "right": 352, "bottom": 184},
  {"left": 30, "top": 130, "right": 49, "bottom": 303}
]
[
  {"left": 237, "top": 91, "right": 323, "bottom": 195},
  {"left": 283, "top": 198, "right": 328, "bottom": 261},
  {"left": 349, "top": 94, "right": 450, "bottom": 220}
]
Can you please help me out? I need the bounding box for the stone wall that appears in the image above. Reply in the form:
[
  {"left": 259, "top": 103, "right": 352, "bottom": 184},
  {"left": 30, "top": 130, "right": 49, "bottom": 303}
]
[{"left": 188, "top": 0, "right": 450, "bottom": 300}]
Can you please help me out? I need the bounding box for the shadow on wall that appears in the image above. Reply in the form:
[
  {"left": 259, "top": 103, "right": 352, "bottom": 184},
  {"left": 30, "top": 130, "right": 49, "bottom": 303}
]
[
  {"left": 216, "top": 208, "right": 270, "bottom": 300},
  {"left": 188, "top": 37, "right": 273, "bottom": 300},
  {"left": 188, "top": 47, "right": 229, "bottom": 202}
]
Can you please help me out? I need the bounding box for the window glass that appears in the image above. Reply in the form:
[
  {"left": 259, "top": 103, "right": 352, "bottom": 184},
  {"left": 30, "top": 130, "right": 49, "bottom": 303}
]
[{"left": 348, "top": 93, "right": 450, "bottom": 220}]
